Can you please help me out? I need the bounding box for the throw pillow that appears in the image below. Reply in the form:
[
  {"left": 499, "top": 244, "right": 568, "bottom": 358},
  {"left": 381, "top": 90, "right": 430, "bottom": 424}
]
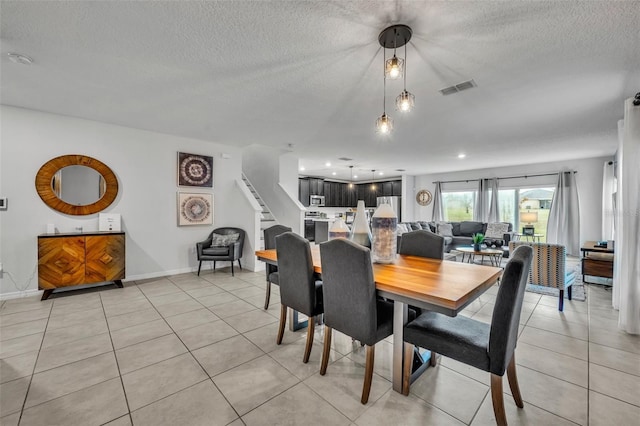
[
  {"left": 437, "top": 223, "right": 453, "bottom": 237},
  {"left": 397, "top": 224, "right": 408, "bottom": 235},
  {"left": 485, "top": 223, "right": 510, "bottom": 239},
  {"left": 210, "top": 232, "right": 239, "bottom": 247}
]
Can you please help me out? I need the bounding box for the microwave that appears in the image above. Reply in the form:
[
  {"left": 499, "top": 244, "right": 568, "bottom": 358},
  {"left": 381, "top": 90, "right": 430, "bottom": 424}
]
[{"left": 310, "top": 195, "right": 325, "bottom": 207}]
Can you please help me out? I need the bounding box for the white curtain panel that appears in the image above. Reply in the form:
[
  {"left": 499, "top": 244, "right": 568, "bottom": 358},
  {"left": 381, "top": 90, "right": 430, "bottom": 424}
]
[
  {"left": 473, "top": 178, "right": 499, "bottom": 222},
  {"left": 473, "top": 179, "right": 487, "bottom": 222},
  {"left": 432, "top": 182, "right": 444, "bottom": 222},
  {"left": 612, "top": 99, "right": 640, "bottom": 334},
  {"left": 546, "top": 171, "right": 580, "bottom": 256},
  {"left": 487, "top": 178, "right": 500, "bottom": 223},
  {"left": 602, "top": 161, "right": 616, "bottom": 240}
]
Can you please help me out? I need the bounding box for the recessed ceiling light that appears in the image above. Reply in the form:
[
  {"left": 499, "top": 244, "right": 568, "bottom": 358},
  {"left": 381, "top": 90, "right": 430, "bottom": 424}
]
[
  {"left": 332, "top": 172, "right": 337, "bottom": 176},
  {"left": 299, "top": 166, "right": 305, "bottom": 171},
  {"left": 458, "top": 153, "right": 466, "bottom": 159},
  {"left": 7, "top": 53, "right": 33, "bottom": 65},
  {"left": 325, "top": 162, "right": 331, "bottom": 167},
  {"left": 354, "top": 175, "right": 358, "bottom": 179},
  {"left": 378, "top": 172, "right": 384, "bottom": 176}
]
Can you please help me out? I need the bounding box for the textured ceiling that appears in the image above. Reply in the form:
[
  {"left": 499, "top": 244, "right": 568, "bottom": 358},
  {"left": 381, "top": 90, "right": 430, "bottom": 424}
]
[{"left": 1, "top": 1, "right": 638, "bottom": 181}]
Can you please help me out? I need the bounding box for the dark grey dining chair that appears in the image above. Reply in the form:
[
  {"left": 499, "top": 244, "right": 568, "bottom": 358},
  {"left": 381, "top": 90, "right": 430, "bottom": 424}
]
[
  {"left": 319, "top": 238, "right": 394, "bottom": 404},
  {"left": 275, "top": 232, "right": 323, "bottom": 363},
  {"left": 263, "top": 224, "right": 292, "bottom": 309},
  {"left": 402, "top": 245, "right": 533, "bottom": 426},
  {"left": 398, "top": 230, "right": 445, "bottom": 260},
  {"left": 397, "top": 229, "right": 446, "bottom": 366}
]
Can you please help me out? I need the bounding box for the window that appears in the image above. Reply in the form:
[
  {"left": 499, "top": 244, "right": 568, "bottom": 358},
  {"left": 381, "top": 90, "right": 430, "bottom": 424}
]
[
  {"left": 519, "top": 187, "right": 554, "bottom": 242},
  {"left": 442, "top": 191, "right": 475, "bottom": 221}
]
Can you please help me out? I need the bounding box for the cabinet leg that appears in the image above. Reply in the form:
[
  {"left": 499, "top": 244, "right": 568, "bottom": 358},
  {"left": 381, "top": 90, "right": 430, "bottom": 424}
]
[
  {"left": 41, "top": 289, "right": 54, "bottom": 300},
  {"left": 114, "top": 280, "right": 124, "bottom": 288}
]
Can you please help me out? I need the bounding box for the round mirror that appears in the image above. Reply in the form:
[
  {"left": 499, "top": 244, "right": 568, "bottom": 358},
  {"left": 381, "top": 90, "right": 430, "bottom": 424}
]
[
  {"left": 52, "top": 165, "right": 107, "bottom": 206},
  {"left": 36, "top": 155, "right": 118, "bottom": 216}
]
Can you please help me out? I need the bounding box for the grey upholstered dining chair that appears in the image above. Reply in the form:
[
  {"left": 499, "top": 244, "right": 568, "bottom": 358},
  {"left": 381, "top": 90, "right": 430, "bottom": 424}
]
[
  {"left": 196, "top": 227, "right": 245, "bottom": 276},
  {"left": 402, "top": 245, "right": 533, "bottom": 426},
  {"left": 263, "top": 224, "right": 292, "bottom": 309},
  {"left": 275, "top": 232, "right": 324, "bottom": 363},
  {"left": 398, "top": 229, "right": 445, "bottom": 259},
  {"left": 319, "top": 238, "right": 394, "bottom": 404},
  {"left": 397, "top": 229, "right": 446, "bottom": 366}
]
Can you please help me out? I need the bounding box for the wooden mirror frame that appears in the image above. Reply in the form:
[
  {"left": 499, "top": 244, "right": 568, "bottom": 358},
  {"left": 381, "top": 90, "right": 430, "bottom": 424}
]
[{"left": 36, "top": 155, "right": 119, "bottom": 216}]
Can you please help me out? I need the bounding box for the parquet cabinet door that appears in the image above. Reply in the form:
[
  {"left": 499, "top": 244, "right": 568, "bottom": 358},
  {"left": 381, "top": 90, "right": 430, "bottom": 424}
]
[
  {"left": 85, "top": 235, "right": 125, "bottom": 283},
  {"left": 38, "top": 236, "right": 86, "bottom": 289}
]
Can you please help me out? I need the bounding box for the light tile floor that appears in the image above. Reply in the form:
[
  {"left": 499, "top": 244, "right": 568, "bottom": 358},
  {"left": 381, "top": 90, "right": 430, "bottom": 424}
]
[{"left": 1, "top": 267, "right": 639, "bottom": 426}]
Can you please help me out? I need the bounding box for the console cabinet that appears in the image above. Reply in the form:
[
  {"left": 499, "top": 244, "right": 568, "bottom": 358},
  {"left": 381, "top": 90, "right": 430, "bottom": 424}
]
[{"left": 38, "top": 232, "right": 125, "bottom": 300}]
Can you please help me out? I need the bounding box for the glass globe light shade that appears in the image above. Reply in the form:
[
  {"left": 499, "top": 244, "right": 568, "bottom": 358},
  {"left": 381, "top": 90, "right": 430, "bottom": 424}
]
[
  {"left": 376, "top": 114, "right": 393, "bottom": 134},
  {"left": 396, "top": 90, "right": 415, "bottom": 112},
  {"left": 384, "top": 55, "right": 404, "bottom": 79}
]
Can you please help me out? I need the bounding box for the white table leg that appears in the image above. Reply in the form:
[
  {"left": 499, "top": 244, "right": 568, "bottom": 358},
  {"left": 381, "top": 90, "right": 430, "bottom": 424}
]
[{"left": 393, "top": 300, "right": 408, "bottom": 392}]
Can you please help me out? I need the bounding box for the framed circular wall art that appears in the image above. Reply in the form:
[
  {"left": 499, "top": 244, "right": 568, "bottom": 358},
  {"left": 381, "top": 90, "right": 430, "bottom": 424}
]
[
  {"left": 416, "top": 189, "right": 432, "bottom": 206},
  {"left": 178, "top": 152, "right": 213, "bottom": 187},
  {"left": 178, "top": 192, "right": 213, "bottom": 226}
]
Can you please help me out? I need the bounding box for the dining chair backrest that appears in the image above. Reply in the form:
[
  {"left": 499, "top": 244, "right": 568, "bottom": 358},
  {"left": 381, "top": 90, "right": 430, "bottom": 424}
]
[
  {"left": 399, "top": 230, "right": 445, "bottom": 259},
  {"left": 275, "top": 232, "right": 318, "bottom": 314},
  {"left": 488, "top": 245, "right": 533, "bottom": 375},
  {"left": 264, "top": 225, "right": 292, "bottom": 275},
  {"left": 319, "top": 239, "right": 378, "bottom": 345}
]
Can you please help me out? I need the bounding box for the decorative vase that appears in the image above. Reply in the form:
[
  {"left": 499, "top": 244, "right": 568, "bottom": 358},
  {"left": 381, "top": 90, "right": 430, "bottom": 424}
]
[
  {"left": 350, "top": 200, "right": 372, "bottom": 248},
  {"left": 371, "top": 203, "right": 398, "bottom": 263},
  {"left": 473, "top": 243, "right": 481, "bottom": 252},
  {"left": 329, "top": 218, "right": 351, "bottom": 240}
]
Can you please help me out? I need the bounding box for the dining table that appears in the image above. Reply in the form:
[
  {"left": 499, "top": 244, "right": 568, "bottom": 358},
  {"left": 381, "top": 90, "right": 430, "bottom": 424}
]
[{"left": 255, "top": 246, "right": 503, "bottom": 393}]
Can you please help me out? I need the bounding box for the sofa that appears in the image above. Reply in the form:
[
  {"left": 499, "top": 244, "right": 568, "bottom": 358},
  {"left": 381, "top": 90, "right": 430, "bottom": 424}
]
[{"left": 398, "top": 221, "right": 513, "bottom": 255}]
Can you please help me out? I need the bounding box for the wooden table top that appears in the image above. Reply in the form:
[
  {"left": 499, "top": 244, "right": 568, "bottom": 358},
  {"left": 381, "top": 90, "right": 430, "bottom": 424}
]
[{"left": 255, "top": 248, "right": 503, "bottom": 316}]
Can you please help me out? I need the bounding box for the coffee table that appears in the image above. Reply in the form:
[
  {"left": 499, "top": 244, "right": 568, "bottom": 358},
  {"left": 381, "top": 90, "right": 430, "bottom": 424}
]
[{"left": 456, "top": 246, "right": 503, "bottom": 267}]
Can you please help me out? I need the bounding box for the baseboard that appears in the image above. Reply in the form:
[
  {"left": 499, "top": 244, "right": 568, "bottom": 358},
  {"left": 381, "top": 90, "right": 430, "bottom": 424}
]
[
  {"left": 0, "top": 289, "right": 42, "bottom": 301},
  {"left": 0, "top": 263, "right": 262, "bottom": 299}
]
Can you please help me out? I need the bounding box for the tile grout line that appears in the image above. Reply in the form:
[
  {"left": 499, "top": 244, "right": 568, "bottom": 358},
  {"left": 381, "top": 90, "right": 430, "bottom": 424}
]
[
  {"left": 132, "top": 277, "right": 245, "bottom": 420},
  {"left": 16, "top": 294, "right": 53, "bottom": 424}
]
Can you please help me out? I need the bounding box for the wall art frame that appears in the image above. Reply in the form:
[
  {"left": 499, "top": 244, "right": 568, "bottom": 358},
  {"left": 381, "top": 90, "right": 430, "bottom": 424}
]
[
  {"left": 177, "top": 152, "right": 213, "bottom": 187},
  {"left": 178, "top": 192, "right": 213, "bottom": 226}
]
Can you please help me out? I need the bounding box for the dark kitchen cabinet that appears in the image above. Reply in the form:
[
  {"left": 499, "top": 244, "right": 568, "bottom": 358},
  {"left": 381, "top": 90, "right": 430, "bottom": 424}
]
[
  {"left": 323, "top": 182, "right": 332, "bottom": 206},
  {"left": 309, "top": 178, "right": 324, "bottom": 196},
  {"left": 299, "top": 178, "right": 310, "bottom": 206},
  {"left": 382, "top": 181, "right": 393, "bottom": 196},
  {"left": 392, "top": 180, "right": 402, "bottom": 196}
]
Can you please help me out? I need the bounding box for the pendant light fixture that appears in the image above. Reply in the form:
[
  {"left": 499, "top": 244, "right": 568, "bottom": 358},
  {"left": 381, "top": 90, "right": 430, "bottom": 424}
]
[
  {"left": 396, "top": 42, "right": 415, "bottom": 112},
  {"left": 376, "top": 24, "right": 413, "bottom": 134},
  {"left": 376, "top": 47, "right": 393, "bottom": 134},
  {"left": 348, "top": 165, "right": 354, "bottom": 188}
]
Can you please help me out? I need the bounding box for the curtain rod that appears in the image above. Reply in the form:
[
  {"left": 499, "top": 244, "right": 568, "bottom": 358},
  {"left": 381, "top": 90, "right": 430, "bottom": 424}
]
[{"left": 432, "top": 171, "right": 577, "bottom": 185}]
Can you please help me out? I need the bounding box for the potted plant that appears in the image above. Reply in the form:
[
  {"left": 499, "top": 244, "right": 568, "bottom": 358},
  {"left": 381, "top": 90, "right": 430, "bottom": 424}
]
[{"left": 472, "top": 233, "right": 485, "bottom": 252}]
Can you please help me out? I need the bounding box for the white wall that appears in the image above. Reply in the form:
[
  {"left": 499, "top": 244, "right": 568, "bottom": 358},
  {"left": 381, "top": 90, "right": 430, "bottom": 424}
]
[
  {"left": 242, "top": 145, "right": 304, "bottom": 234},
  {"left": 0, "top": 106, "right": 255, "bottom": 297},
  {"left": 405, "top": 156, "right": 613, "bottom": 245}
]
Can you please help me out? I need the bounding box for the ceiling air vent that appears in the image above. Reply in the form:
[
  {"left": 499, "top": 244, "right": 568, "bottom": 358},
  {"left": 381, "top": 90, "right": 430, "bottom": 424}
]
[
  {"left": 439, "top": 79, "right": 477, "bottom": 96},
  {"left": 338, "top": 157, "right": 353, "bottom": 161}
]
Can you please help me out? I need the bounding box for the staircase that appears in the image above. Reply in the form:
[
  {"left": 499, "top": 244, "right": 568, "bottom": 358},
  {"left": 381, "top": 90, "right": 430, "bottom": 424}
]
[{"left": 242, "top": 173, "right": 277, "bottom": 249}]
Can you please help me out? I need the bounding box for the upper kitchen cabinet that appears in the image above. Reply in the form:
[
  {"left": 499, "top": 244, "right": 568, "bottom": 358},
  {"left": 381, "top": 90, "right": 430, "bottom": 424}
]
[
  {"left": 309, "top": 178, "right": 324, "bottom": 196},
  {"left": 392, "top": 180, "right": 402, "bottom": 196},
  {"left": 299, "top": 178, "right": 310, "bottom": 206},
  {"left": 382, "top": 181, "right": 393, "bottom": 196}
]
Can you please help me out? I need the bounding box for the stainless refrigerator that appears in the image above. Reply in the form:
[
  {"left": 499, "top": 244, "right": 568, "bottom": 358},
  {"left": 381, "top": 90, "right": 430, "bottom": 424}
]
[{"left": 377, "top": 196, "right": 401, "bottom": 220}]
